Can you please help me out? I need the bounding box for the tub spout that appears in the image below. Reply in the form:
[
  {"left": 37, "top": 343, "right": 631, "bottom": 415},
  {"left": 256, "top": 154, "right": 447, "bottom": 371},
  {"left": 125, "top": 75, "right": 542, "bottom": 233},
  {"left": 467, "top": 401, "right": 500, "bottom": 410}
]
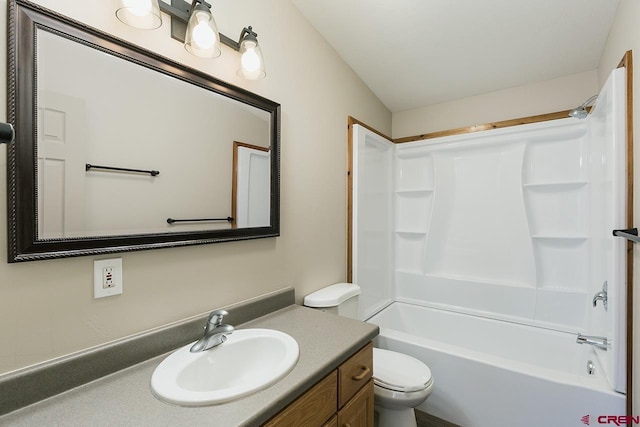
[{"left": 576, "top": 334, "right": 609, "bottom": 350}]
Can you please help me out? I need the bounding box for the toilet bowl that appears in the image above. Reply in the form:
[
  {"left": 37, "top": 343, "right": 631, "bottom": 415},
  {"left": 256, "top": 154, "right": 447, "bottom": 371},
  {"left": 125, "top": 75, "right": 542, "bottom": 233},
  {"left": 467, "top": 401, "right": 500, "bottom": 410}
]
[
  {"left": 304, "top": 283, "right": 434, "bottom": 427},
  {"left": 373, "top": 347, "right": 433, "bottom": 427}
]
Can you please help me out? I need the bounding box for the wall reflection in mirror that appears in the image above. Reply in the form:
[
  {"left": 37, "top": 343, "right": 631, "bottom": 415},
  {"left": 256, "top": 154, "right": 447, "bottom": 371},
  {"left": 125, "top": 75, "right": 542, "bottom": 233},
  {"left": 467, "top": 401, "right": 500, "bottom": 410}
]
[
  {"left": 8, "top": 0, "right": 280, "bottom": 262},
  {"left": 37, "top": 30, "right": 270, "bottom": 238}
]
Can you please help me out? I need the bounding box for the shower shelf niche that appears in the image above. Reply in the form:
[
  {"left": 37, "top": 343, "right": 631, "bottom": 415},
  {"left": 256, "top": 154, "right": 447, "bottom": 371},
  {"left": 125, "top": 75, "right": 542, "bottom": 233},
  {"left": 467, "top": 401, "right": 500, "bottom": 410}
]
[
  {"left": 523, "top": 181, "right": 588, "bottom": 189},
  {"left": 395, "top": 230, "right": 428, "bottom": 236},
  {"left": 395, "top": 188, "right": 433, "bottom": 196},
  {"left": 394, "top": 191, "right": 433, "bottom": 233},
  {"left": 531, "top": 236, "right": 589, "bottom": 240},
  {"left": 395, "top": 154, "right": 434, "bottom": 192},
  {"left": 395, "top": 232, "right": 426, "bottom": 275}
]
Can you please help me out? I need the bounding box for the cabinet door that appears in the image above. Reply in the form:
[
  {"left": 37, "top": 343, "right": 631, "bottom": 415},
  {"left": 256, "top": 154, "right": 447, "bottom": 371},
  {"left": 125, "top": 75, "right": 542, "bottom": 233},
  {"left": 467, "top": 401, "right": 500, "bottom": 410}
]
[
  {"left": 323, "top": 415, "right": 338, "bottom": 427},
  {"left": 337, "top": 379, "right": 374, "bottom": 427},
  {"left": 263, "top": 372, "right": 337, "bottom": 427}
]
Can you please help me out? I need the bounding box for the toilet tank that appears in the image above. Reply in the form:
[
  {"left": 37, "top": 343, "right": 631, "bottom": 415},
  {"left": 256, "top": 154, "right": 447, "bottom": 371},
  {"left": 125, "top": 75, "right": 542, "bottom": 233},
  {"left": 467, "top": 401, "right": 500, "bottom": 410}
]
[{"left": 303, "top": 283, "right": 361, "bottom": 319}]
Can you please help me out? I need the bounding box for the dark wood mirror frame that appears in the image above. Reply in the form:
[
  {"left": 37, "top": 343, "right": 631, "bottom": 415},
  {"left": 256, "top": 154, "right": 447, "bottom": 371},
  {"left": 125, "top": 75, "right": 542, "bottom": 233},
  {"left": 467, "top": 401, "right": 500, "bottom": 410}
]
[{"left": 7, "top": 0, "right": 281, "bottom": 262}]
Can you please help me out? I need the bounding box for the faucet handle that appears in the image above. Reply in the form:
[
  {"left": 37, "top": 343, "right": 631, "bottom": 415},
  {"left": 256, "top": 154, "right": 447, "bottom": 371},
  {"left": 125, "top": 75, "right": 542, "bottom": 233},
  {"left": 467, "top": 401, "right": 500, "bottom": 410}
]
[
  {"left": 592, "top": 281, "right": 608, "bottom": 310},
  {"left": 207, "top": 309, "right": 229, "bottom": 326}
]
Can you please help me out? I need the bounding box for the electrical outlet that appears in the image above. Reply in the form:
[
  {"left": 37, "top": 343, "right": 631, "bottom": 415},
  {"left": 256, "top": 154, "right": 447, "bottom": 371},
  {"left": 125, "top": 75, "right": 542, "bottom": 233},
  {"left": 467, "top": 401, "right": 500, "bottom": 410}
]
[
  {"left": 103, "top": 267, "right": 115, "bottom": 288},
  {"left": 94, "top": 258, "right": 123, "bottom": 298}
]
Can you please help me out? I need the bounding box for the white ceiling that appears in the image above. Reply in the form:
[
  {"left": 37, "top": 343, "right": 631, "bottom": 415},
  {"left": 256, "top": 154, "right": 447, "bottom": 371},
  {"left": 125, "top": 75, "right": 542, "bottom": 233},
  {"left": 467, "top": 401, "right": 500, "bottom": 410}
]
[{"left": 291, "top": 0, "right": 620, "bottom": 113}]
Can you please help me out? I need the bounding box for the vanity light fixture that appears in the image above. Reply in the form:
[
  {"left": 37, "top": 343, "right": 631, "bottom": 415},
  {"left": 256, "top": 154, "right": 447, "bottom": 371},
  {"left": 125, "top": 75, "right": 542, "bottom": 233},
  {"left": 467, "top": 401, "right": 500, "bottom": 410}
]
[
  {"left": 184, "top": 0, "right": 220, "bottom": 58},
  {"left": 115, "top": 0, "right": 266, "bottom": 79},
  {"left": 237, "top": 26, "right": 266, "bottom": 80}
]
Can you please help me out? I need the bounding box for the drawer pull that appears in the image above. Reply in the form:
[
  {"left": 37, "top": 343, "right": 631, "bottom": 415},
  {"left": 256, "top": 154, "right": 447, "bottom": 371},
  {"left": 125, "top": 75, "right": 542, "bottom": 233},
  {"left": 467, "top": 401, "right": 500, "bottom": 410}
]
[{"left": 351, "top": 366, "right": 371, "bottom": 381}]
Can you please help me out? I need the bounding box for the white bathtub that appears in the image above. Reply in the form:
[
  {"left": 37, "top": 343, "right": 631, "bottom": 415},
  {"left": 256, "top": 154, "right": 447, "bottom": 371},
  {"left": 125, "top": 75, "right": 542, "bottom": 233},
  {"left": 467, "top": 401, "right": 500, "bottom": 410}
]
[{"left": 367, "top": 302, "right": 625, "bottom": 427}]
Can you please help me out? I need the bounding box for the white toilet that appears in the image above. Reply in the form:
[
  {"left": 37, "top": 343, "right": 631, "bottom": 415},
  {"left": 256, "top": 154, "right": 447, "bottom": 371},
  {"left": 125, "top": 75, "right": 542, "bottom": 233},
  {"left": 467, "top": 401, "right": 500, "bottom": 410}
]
[{"left": 304, "top": 283, "right": 434, "bottom": 427}]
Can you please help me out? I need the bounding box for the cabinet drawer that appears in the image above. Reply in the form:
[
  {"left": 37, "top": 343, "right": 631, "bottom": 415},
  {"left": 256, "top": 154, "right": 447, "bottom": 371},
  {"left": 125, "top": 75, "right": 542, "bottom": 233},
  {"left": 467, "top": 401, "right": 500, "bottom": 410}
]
[
  {"left": 338, "top": 342, "right": 373, "bottom": 408},
  {"left": 263, "top": 371, "right": 337, "bottom": 427}
]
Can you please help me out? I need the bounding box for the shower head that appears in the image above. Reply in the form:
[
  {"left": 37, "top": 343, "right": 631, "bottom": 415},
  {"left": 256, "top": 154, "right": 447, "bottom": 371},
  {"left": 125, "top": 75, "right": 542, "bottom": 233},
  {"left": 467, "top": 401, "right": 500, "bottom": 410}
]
[{"left": 568, "top": 95, "right": 598, "bottom": 119}]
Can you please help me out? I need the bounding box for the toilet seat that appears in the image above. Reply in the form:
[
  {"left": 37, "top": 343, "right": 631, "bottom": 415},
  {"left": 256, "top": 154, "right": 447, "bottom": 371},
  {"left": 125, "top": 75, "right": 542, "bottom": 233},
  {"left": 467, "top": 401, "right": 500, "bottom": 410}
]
[{"left": 373, "top": 348, "right": 433, "bottom": 393}]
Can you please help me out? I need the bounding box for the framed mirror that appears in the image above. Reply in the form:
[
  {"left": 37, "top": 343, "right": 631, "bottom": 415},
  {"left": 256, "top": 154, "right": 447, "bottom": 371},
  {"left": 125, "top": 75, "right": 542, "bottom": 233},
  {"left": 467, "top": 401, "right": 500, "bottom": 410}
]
[{"left": 7, "top": 0, "right": 280, "bottom": 262}]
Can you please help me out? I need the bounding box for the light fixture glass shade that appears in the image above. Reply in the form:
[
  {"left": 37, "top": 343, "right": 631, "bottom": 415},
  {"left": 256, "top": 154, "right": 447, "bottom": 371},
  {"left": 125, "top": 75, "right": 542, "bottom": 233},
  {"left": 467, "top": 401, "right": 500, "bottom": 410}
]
[
  {"left": 237, "top": 33, "right": 266, "bottom": 80},
  {"left": 115, "top": 0, "right": 162, "bottom": 30},
  {"left": 185, "top": 4, "right": 221, "bottom": 59}
]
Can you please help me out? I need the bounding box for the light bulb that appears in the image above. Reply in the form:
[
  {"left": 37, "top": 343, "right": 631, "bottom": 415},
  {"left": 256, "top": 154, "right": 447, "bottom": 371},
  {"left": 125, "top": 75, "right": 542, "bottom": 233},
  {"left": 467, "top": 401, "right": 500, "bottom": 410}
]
[
  {"left": 116, "top": 0, "right": 161, "bottom": 29},
  {"left": 237, "top": 32, "right": 265, "bottom": 80},
  {"left": 192, "top": 19, "right": 216, "bottom": 50},
  {"left": 241, "top": 45, "right": 261, "bottom": 73},
  {"left": 185, "top": 8, "right": 220, "bottom": 57}
]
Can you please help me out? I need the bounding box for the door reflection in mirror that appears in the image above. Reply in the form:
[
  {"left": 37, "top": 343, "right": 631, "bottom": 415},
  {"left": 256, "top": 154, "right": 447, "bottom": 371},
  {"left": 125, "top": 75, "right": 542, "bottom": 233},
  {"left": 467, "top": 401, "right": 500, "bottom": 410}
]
[{"left": 232, "top": 141, "right": 270, "bottom": 228}]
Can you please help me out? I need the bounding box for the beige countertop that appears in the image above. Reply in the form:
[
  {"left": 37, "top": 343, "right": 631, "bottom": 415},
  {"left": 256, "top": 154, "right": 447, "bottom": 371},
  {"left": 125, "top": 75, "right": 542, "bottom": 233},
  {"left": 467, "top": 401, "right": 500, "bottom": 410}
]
[{"left": 0, "top": 304, "right": 378, "bottom": 427}]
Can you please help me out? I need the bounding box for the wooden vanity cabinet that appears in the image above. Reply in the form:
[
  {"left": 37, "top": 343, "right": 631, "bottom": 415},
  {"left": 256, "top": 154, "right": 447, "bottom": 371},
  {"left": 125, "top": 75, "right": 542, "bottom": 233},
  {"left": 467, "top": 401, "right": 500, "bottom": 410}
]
[
  {"left": 264, "top": 342, "right": 374, "bottom": 427},
  {"left": 336, "top": 378, "right": 374, "bottom": 427}
]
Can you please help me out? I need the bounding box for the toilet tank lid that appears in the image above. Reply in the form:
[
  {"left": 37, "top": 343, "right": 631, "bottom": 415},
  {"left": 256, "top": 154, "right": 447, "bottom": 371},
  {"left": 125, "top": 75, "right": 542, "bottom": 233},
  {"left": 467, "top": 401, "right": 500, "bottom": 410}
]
[{"left": 303, "top": 283, "right": 361, "bottom": 307}]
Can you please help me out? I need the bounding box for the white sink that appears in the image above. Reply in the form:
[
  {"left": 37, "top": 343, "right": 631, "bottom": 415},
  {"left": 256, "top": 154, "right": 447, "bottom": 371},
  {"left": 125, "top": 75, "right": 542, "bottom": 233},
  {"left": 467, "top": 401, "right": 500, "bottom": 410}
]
[{"left": 151, "top": 328, "right": 299, "bottom": 406}]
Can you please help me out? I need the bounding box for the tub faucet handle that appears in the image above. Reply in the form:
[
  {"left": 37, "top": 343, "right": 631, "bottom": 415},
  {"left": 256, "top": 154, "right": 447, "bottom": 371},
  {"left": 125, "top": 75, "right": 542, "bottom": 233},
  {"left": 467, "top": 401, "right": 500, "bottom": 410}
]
[{"left": 592, "top": 281, "right": 608, "bottom": 310}]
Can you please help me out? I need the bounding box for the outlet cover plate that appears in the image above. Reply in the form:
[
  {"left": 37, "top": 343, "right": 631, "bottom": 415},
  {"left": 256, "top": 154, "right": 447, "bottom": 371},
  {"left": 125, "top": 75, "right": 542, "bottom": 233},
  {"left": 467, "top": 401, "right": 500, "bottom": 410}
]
[{"left": 94, "top": 258, "right": 123, "bottom": 298}]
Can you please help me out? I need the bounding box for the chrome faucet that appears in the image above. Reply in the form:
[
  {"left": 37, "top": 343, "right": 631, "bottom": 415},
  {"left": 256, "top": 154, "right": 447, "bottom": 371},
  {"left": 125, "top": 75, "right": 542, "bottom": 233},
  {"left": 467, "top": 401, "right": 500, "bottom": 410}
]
[
  {"left": 592, "top": 281, "right": 608, "bottom": 310},
  {"left": 190, "top": 309, "right": 234, "bottom": 353},
  {"left": 576, "top": 334, "right": 609, "bottom": 351}
]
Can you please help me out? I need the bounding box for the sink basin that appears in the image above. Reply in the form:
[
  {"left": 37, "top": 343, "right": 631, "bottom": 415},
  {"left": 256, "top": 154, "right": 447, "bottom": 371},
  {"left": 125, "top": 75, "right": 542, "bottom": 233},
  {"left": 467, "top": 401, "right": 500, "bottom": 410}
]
[{"left": 151, "top": 328, "right": 299, "bottom": 406}]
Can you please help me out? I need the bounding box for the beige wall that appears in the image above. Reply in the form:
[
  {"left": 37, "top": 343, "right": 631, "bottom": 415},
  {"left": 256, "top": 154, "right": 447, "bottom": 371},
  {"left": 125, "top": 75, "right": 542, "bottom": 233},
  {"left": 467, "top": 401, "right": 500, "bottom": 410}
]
[
  {"left": 598, "top": 0, "right": 640, "bottom": 414},
  {"left": 392, "top": 70, "right": 599, "bottom": 139},
  {"left": 0, "top": 0, "right": 391, "bottom": 374}
]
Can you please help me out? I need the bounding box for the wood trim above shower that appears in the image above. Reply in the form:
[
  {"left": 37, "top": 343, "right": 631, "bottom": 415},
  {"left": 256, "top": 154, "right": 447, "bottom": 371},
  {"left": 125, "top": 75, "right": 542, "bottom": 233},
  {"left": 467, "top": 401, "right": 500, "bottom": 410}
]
[
  {"left": 393, "top": 109, "right": 576, "bottom": 143},
  {"left": 348, "top": 116, "right": 393, "bottom": 141},
  {"left": 349, "top": 109, "right": 577, "bottom": 148}
]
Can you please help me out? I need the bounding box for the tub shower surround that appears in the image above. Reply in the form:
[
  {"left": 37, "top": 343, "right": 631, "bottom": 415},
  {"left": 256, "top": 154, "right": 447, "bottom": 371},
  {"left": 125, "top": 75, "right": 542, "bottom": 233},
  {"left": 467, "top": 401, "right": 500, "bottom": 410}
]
[{"left": 352, "top": 68, "right": 628, "bottom": 426}]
